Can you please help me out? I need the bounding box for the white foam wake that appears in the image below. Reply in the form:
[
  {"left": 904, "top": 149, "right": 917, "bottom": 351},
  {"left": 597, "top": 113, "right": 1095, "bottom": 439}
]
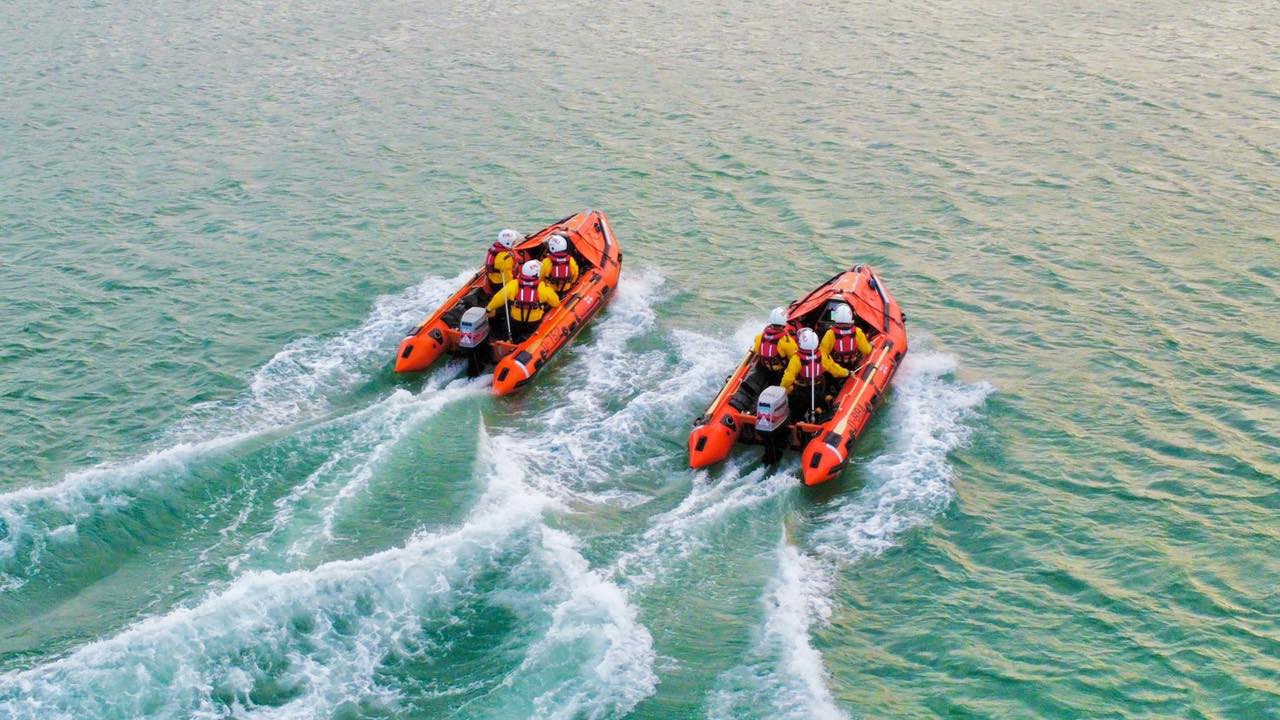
[
  {"left": 469, "top": 527, "right": 658, "bottom": 720},
  {"left": 707, "top": 537, "right": 844, "bottom": 720},
  {"left": 708, "top": 347, "right": 993, "bottom": 719},
  {"left": 214, "top": 368, "right": 483, "bottom": 574},
  {"left": 0, "top": 429, "right": 549, "bottom": 720},
  {"left": 524, "top": 285, "right": 760, "bottom": 502},
  {"left": 0, "top": 424, "right": 660, "bottom": 720},
  {"left": 440, "top": 273, "right": 680, "bottom": 719},
  {"left": 812, "top": 350, "right": 994, "bottom": 561},
  {"left": 611, "top": 461, "right": 796, "bottom": 590},
  {"left": 0, "top": 272, "right": 672, "bottom": 720},
  {"left": 0, "top": 273, "right": 467, "bottom": 592}
]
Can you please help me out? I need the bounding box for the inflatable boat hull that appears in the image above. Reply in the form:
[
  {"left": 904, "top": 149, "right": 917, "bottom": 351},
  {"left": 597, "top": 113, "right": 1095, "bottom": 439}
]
[
  {"left": 689, "top": 264, "right": 907, "bottom": 485},
  {"left": 394, "top": 210, "right": 623, "bottom": 396}
]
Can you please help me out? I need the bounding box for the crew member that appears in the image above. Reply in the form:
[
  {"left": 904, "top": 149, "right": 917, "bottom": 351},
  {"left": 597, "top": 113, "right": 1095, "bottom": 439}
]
[
  {"left": 485, "top": 229, "right": 521, "bottom": 291},
  {"left": 487, "top": 259, "right": 561, "bottom": 341},
  {"left": 540, "top": 233, "right": 579, "bottom": 294},
  {"left": 752, "top": 307, "right": 797, "bottom": 380},
  {"left": 821, "top": 303, "right": 872, "bottom": 368},
  {"left": 781, "top": 327, "right": 850, "bottom": 421}
]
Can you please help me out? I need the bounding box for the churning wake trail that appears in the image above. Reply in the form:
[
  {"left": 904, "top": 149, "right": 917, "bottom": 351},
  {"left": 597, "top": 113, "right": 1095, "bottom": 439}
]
[
  {"left": 3, "top": 266, "right": 992, "bottom": 720},
  {"left": 708, "top": 348, "right": 994, "bottom": 720},
  {"left": 0, "top": 272, "right": 466, "bottom": 592},
  {"left": 0, "top": 271, "right": 673, "bottom": 720},
  {"left": 212, "top": 367, "right": 485, "bottom": 575},
  {"left": 0, "top": 430, "right": 555, "bottom": 720}
]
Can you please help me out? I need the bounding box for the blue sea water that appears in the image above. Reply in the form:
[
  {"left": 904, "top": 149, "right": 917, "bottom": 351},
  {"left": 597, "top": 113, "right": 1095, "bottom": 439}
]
[{"left": 1, "top": 0, "right": 1277, "bottom": 717}]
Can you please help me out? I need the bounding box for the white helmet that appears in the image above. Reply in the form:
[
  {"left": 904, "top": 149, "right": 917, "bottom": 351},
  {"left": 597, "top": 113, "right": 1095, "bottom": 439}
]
[
  {"left": 768, "top": 307, "right": 788, "bottom": 326},
  {"left": 547, "top": 234, "right": 568, "bottom": 253},
  {"left": 797, "top": 328, "right": 818, "bottom": 351},
  {"left": 497, "top": 228, "right": 520, "bottom": 249},
  {"left": 521, "top": 259, "right": 541, "bottom": 278},
  {"left": 832, "top": 303, "right": 853, "bottom": 325}
]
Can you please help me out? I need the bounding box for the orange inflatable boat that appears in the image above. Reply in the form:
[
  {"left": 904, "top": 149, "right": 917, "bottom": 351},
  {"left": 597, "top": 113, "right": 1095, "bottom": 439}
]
[
  {"left": 394, "top": 210, "right": 622, "bottom": 395},
  {"left": 688, "top": 264, "right": 908, "bottom": 485}
]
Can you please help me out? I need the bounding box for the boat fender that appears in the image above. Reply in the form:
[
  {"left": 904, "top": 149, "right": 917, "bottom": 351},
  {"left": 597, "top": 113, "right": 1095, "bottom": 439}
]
[
  {"left": 755, "top": 386, "right": 789, "bottom": 433},
  {"left": 458, "top": 307, "right": 490, "bottom": 349}
]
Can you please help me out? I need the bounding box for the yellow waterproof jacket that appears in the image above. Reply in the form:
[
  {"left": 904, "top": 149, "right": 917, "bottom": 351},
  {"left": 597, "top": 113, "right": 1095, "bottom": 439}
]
[
  {"left": 752, "top": 332, "right": 798, "bottom": 371},
  {"left": 486, "top": 250, "right": 517, "bottom": 285},
  {"left": 820, "top": 326, "right": 872, "bottom": 362},
  {"left": 540, "top": 256, "right": 580, "bottom": 292},
  {"left": 780, "top": 350, "right": 849, "bottom": 393},
  {"left": 487, "top": 279, "right": 561, "bottom": 322}
]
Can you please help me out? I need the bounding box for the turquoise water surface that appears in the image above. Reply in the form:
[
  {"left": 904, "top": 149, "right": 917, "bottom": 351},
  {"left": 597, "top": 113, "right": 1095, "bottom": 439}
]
[{"left": 2, "top": 1, "right": 1277, "bottom": 718}]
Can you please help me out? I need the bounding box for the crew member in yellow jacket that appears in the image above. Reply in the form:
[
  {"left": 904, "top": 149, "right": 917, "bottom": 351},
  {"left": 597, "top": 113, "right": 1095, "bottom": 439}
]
[
  {"left": 484, "top": 229, "right": 521, "bottom": 290},
  {"left": 782, "top": 327, "right": 850, "bottom": 420},
  {"left": 487, "top": 259, "right": 561, "bottom": 341},
  {"left": 540, "top": 233, "right": 580, "bottom": 294},
  {"left": 821, "top": 303, "right": 872, "bottom": 368},
  {"left": 752, "top": 307, "right": 798, "bottom": 379}
]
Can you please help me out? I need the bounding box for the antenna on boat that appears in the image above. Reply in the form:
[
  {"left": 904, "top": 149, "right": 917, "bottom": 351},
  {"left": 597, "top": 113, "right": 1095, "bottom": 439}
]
[
  {"left": 810, "top": 375, "right": 816, "bottom": 423},
  {"left": 501, "top": 264, "right": 513, "bottom": 341}
]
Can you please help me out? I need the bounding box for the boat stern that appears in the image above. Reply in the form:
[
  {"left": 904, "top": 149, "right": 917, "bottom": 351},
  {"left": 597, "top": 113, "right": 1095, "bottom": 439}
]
[
  {"left": 492, "top": 350, "right": 537, "bottom": 395},
  {"left": 800, "top": 431, "right": 849, "bottom": 486},
  {"left": 395, "top": 320, "right": 450, "bottom": 373},
  {"left": 689, "top": 412, "right": 740, "bottom": 468}
]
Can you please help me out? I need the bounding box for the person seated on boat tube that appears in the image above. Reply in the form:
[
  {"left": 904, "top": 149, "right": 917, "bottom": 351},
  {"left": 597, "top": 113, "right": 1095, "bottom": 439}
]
[
  {"left": 540, "top": 233, "right": 579, "bottom": 295},
  {"left": 487, "top": 259, "right": 561, "bottom": 341},
  {"left": 782, "top": 327, "right": 850, "bottom": 420},
  {"left": 485, "top": 229, "right": 522, "bottom": 291},
  {"left": 752, "top": 307, "right": 798, "bottom": 377},
  {"left": 821, "top": 303, "right": 872, "bottom": 368}
]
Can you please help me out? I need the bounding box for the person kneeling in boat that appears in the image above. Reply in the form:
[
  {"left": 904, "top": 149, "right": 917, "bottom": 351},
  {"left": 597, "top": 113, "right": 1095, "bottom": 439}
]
[
  {"left": 484, "top": 229, "right": 522, "bottom": 294},
  {"left": 752, "top": 307, "right": 797, "bottom": 382},
  {"left": 821, "top": 303, "right": 872, "bottom": 369},
  {"left": 782, "top": 327, "right": 850, "bottom": 422},
  {"left": 540, "top": 233, "right": 579, "bottom": 295},
  {"left": 487, "top": 259, "right": 561, "bottom": 342}
]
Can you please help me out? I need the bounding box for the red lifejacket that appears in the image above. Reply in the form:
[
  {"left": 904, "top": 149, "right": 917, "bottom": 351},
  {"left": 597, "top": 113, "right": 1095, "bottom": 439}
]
[
  {"left": 485, "top": 243, "right": 515, "bottom": 274},
  {"left": 831, "top": 326, "right": 862, "bottom": 363},
  {"left": 796, "top": 347, "right": 823, "bottom": 384},
  {"left": 757, "top": 325, "right": 789, "bottom": 371},
  {"left": 548, "top": 252, "right": 573, "bottom": 281},
  {"left": 514, "top": 276, "right": 541, "bottom": 309}
]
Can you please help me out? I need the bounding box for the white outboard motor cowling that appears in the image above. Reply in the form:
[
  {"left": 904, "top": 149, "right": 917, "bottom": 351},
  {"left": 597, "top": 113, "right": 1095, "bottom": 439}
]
[
  {"left": 754, "top": 385, "right": 789, "bottom": 432},
  {"left": 458, "top": 306, "right": 490, "bottom": 349}
]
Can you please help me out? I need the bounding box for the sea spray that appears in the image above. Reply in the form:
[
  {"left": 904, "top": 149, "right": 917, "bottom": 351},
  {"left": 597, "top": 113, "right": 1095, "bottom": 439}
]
[{"left": 611, "top": 462, "right": 796, "bottom": 590}]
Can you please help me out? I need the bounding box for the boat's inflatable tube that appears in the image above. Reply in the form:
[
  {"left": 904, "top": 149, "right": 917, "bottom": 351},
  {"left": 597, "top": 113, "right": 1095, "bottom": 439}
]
[
  {"left": 394, "top": 210, "right": 623, "bottom": 396},
  {"left": 688, "top": 264, "right": 908, "bottom": 485}
]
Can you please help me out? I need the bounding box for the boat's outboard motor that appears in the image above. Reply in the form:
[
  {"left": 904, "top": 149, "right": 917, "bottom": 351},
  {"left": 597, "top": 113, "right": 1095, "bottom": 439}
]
[
  {"left": 458, "top": 306, "right": 490, "bottom": 378},
  {"left": 755, "top": 385, "right": 790, "bottom": 466}
]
